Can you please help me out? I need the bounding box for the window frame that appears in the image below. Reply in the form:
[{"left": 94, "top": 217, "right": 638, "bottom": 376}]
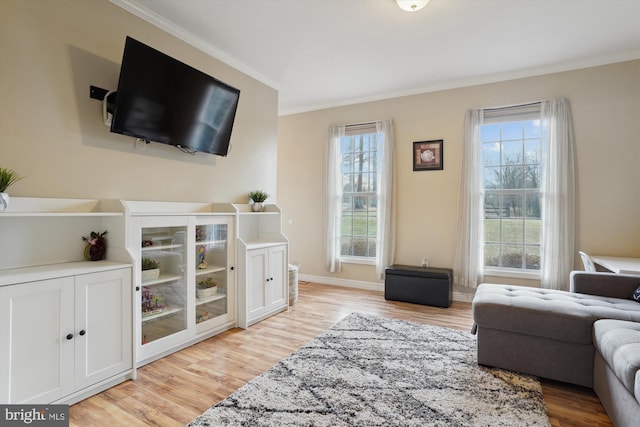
[
  {"left": 337, "top": 125, "right": 381, "bottom": 263},
  {"left": 480, "top": 106, "right": 544, "bottom": 276}
]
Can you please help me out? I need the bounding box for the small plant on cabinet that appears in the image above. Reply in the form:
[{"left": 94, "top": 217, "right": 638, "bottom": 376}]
[{"left": 248, "top": 190, "right": 269, "bottom": 212}]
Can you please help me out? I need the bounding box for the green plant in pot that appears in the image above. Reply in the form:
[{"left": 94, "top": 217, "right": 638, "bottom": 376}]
[
  {"left": 248, "top": 190, "right": 268, "bottom": 212},
  {"left": 141, "top": 257, "right": 160, "bottom": 282},
  {"left": 0, "top": 167, "right": 23, "bottom": 213}
]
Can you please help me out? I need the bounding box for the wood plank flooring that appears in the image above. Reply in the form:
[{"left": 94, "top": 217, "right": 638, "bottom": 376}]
[{"left": 70, "top": 282, "right": 612, "bottom": 426}]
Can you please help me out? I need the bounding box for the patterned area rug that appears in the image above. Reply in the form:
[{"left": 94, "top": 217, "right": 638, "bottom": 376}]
[{"left": 188, "top": 313, "right": 550, "bottom": 426}]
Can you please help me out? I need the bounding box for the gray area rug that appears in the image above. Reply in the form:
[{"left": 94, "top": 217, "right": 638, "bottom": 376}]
[{"left": 188, "top": 313, "right": 550, "bottom": 426}]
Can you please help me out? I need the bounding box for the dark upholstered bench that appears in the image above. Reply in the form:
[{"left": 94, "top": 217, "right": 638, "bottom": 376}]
[{"left": 384, "top": 265, "right": 452, "bottom": 308}]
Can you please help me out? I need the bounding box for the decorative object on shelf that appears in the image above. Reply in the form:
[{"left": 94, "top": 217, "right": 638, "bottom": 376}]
[
  {"left": 141, "top": 286, "right": 164, "bottom": 317},
  {"left": 196, "top": 277, "right": 218, "bottom": 299},
  {"left": 0, "top": 167, "right": 23, "bottom": 212},
  {"left": 141, "top": 257, "right": 160, "bottom": 281},
  {"left": 197, "top": 245, "right": 208, "bottom": 269},
  {"left": 248, "top": 190, "right": 269, "bottom": 212},
  {"left": 81, "top": 230, "right": 108, "bottom": 261},
  {"left": 413, "top": 140, "right": 444, "bottom": 171},
  {"left": 195, "top": 226, "right": 207, "bottom": 242}
]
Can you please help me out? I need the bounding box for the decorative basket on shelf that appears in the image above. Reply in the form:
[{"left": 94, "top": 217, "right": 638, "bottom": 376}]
[{"left": 196, "top": 277, "right": 217, "bottom": 299}]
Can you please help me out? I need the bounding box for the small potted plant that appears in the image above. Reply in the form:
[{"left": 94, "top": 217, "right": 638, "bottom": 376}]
[
  {"left": 248, "top": 190, "right": 269, "bottom": 212},
  {"left": 0, "top": 167, "right": 23, "bottom": 212},
  {"left": 196, "top": 277, "right": 217, "bottom": 299},
  {"left": 141, "top": 257, "right": 160, "bottom": 282},
  {"left": 81, "top": 230, "right": 108, "bottom": 261}
]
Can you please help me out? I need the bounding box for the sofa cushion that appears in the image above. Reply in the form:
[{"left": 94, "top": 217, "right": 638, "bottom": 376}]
[
  {"left": 473, "top": 284, "right": 640, "bottom": 344},
  {"left": 593, "top": 319, "right": 640, "bottom": 404}
]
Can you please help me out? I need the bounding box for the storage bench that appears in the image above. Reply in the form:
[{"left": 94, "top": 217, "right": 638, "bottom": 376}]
[{"left": 384, "top": 264, "right": 452, "bottom": 308}]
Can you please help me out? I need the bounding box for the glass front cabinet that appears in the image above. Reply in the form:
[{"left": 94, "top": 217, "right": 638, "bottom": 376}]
[
  {"left": 194, "top": 218, "right": 234, "bottom": 334},
  {"left": 131, "top": 214, "right": 235, "bottom": 366}
]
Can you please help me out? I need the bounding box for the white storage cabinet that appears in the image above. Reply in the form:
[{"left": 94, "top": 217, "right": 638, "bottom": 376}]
[
  {"left": 0, "top": 198, "right": 134, "bottom": 404},
  {"left": 235, "top": 204, "right": 288, "bottom": 328}
]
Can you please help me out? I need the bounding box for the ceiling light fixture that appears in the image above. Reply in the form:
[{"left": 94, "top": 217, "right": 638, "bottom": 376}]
[{"left": 395, "top": 0, "right": 430, "bottom": 12}]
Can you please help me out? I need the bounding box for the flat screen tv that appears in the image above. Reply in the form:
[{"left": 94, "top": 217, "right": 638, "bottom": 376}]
[{"left": 110, "top": 36, "right": 240, "bottom": 156}]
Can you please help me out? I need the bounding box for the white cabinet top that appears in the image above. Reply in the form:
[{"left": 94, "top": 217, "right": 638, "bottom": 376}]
[
  {"left": 0, "top": 197, "right": 124, "bottom": 217},
  {"left": 0, "top": 261, "right": 132, "bottom": 287}
]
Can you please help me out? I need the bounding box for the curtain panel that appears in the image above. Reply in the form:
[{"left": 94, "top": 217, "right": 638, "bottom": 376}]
[
  {"left": 324, "top": 125, "right": 345, "bottom": 273},
  {"left": 453, "top": 109, "right": 484, "bottom": 288}
]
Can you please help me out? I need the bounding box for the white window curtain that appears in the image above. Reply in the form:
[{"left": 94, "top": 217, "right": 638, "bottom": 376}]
[
  {"left": 540, "top": 98, "right": 575, "bottom": 290},
  {"left": 453, "top": 98, "right": 575, "bottom": 290},
  {"left": 375, "top": 119, "right": 396, "bottom": 280},
  {"left": 453, "top": 109, "right": 484, "bottom": 288},
  {"left": 324, "top": 120, "right": 396, "bottom": 279},
  {"left": 324, "top": 125, "right": 345, "bottom": 274}
]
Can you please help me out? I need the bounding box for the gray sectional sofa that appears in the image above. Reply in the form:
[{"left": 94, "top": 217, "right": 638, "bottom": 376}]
[{"left": 472, "top": 271, "right": 640, "bottom": 427}]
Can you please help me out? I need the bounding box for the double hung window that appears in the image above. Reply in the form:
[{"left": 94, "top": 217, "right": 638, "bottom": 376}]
[
  {"left": 481, "top": 109, "right": 543, "bottom": 272},
  {"left": 326, "top": 120, "right": 395, "bottom": 279}
]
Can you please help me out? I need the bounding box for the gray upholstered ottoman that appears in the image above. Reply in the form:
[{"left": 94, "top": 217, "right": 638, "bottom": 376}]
[
  {"left": 472, "top": 281, "right": 640, "bottom": 387},
  {"left": 593, "top": 319, "right": 640, "bottom": 427}
]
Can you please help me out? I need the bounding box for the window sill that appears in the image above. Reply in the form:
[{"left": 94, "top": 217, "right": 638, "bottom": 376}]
[
  {"left": 340, "top": 257, "right": 376, "bottom": 266},
  {"left": 484, "top": 268, "right": 541, "bottom": 280}
]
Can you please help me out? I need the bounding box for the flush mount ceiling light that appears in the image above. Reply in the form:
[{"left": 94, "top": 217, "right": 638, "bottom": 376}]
[{"left": 395, "top": 0, "right": 430, "bottom": 12}]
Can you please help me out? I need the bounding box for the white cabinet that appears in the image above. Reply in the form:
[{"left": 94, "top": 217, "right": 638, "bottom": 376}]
[
  {"left": 235, "top": 204, "right": 288, "bottom": 328},
  {"left": 0, "top": 267, "right": 132, "bottom": 404},
  {"left": 0, "top": 197, "right": 133, "bottom": 405},
  {"left": 123, "top": 201, "right": 237, "bottom": 366},
  {"left": 244, "top": 245, "right": 287, "bottom": 326}
]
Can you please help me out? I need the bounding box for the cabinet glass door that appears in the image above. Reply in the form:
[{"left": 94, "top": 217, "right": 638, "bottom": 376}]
[
  {"left": 140, "top": 226, "right": 187, "bottom": 345},
  {"left": 194, "top": 222, "right": 229, "bottom": 328}
]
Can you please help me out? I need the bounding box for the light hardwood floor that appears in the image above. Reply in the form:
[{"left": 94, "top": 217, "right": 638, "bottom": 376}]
[{"left": 70, "top": 282, "right": 612, "bottom": 426}]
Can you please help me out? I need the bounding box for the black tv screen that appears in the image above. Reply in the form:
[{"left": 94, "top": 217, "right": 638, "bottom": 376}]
[{"left": 110, "top": 37, "right": 240, "bottom": 156}]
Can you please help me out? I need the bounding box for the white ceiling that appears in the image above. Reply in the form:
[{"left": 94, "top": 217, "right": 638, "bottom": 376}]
[{"left": 114, "top": 0, "right": 640, "bottom": 116}]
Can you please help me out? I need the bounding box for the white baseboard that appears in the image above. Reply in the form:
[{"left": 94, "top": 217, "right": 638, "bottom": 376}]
[
  {"left": 299, "top": 273, "right": 384, "bottom": 292},
  {"left": 298, "top": 274, "right": 474, "bottom": 303}
]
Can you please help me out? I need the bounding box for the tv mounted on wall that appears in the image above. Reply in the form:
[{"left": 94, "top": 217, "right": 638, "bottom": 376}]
[{"left": 110, "top": 36, "right": 240, "bottom": 157}]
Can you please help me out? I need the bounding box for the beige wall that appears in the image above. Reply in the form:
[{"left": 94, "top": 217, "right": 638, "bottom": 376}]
[
  {"left": 278, "top": 60, "right": 640, "bottom": 290},
  {"left": 0, "top": 0, "right": 278, "bottom": 204}
]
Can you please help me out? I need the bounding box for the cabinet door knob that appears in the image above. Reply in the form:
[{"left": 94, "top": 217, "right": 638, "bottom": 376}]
[
  {"left": 79, "top": 330, "right": 86, "bottom": 336},
  {"left": 230, "top": 266, "right": 234, "bottom": 271},
  {"left": 66, "top": 333, "right": 73, "bottom": 340},
  {"left": 136, "top": 286, "right": 140, "bottom": 291}
]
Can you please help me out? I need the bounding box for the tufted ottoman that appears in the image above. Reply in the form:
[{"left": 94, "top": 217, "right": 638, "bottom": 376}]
[
  {"left": 592, "top": 319, "right": 640, "bottom": 427},
  {"left": 472, "top": 275, "right": 640, "bottom": 387}
]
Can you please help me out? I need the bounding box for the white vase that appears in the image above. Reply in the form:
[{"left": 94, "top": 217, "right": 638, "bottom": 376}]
[
  {"left": 251, "top": 202, "right": 264, "bottom": 212},
  {"left": 0, "top": 193, "right": 9, "bottom": 212}
]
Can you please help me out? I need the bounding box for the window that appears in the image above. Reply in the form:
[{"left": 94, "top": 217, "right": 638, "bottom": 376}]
[
  {"left": 481, "top": 118, "right": 543, "bottom": 272},
  {"left": 454, "top": 99, "right": 574, "bottom": 289},
  {"left": 326, "top": 120, "right": 395, "bottom": 279},
  {"left": 340, "top": 131, "right": 379, "bottom": 260}
]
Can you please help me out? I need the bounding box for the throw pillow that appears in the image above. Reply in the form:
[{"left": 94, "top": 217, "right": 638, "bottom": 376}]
[{"left": 632, "top": 285, "right": 640, "bottom": 303}]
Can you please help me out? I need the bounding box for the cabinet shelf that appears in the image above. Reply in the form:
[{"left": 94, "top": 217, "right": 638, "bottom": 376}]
[
  {"left": 196, "top": 293, "right": 226, "bottom": 306},
  {"left": 141, "top": 244, "right": 184, "bottom": 252},
  {"left": 141, "top": 306, "right": 183, "bottom": 322},
  {"left": 195, "top": 265, "right": 226, "bottom": 276},
  {"left": 141, "top": 273, "right": 182, "bottom": 287}
]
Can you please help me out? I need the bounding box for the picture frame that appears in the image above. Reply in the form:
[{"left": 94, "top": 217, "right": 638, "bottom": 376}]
[{"left": 413, "top": 140, "right": 443, "bottom": 171}]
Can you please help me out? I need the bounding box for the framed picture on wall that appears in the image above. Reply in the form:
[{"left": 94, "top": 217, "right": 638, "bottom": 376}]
[{"left": 413, "top": 140, "right": 443, "bottom": 171}]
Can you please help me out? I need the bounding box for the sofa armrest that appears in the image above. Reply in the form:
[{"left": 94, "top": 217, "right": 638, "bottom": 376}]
[{"left": 570, "top": 271, "right": 640, "bottom": 299}]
